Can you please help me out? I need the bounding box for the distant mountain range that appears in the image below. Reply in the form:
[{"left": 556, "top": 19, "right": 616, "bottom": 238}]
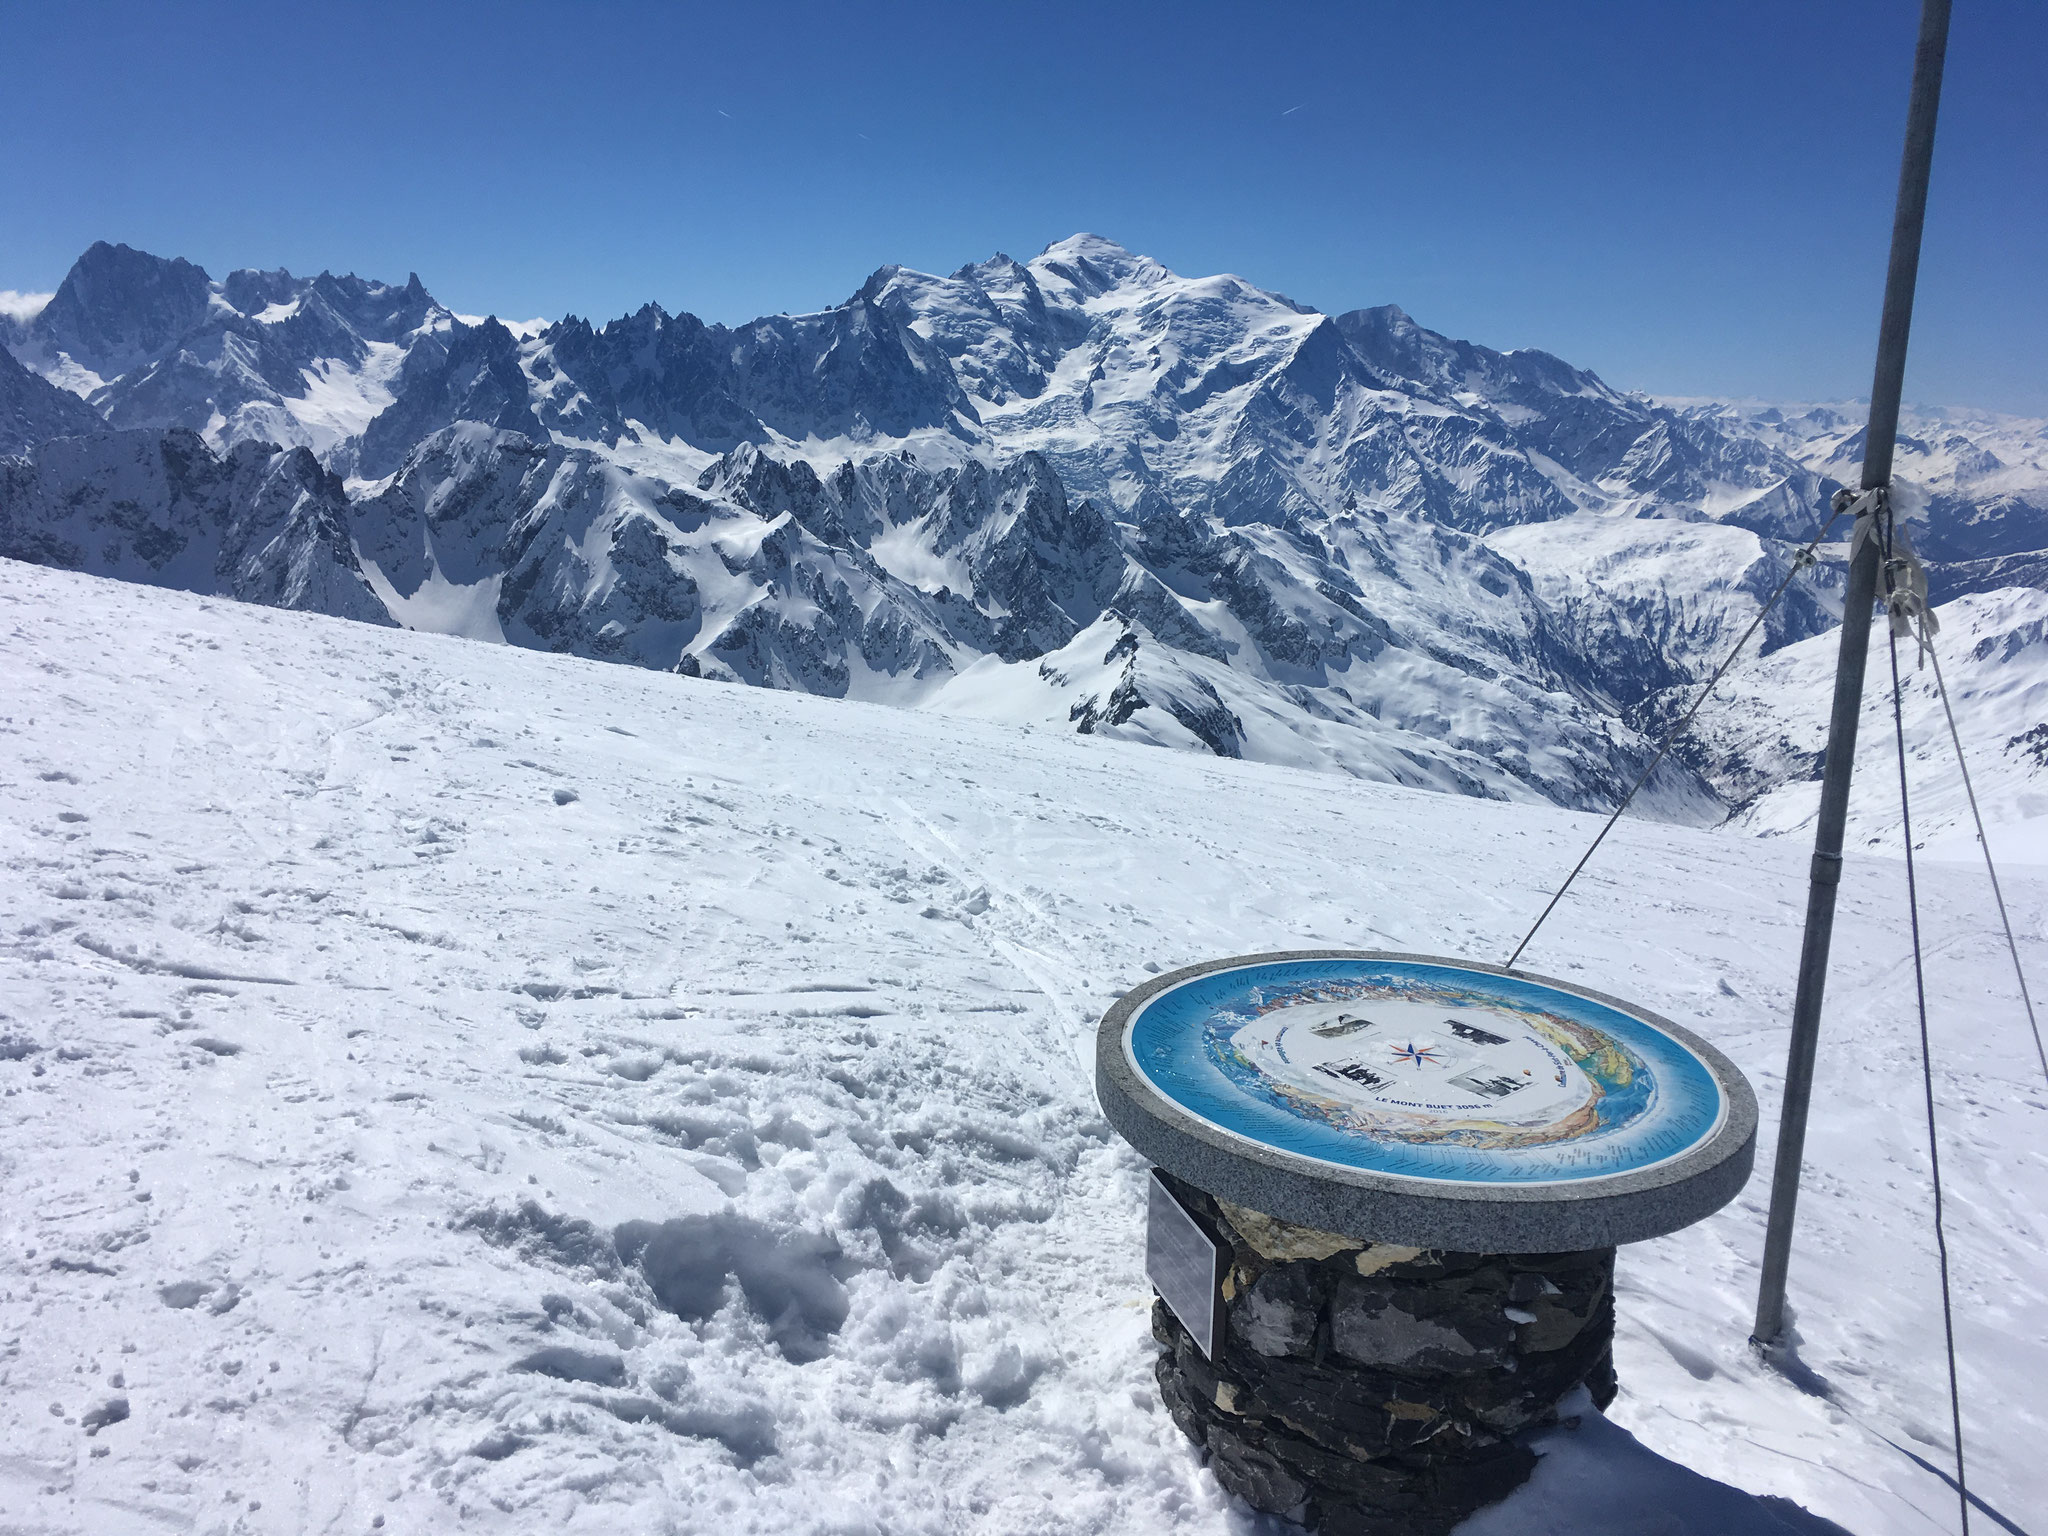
[{"left": 5, "top": 236, "right": 2044, "bottom": 825}]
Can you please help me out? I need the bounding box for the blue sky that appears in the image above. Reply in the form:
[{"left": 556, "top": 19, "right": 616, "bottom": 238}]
[{"left": 3, "top": 1, "right": 2041, "bottom": 412}]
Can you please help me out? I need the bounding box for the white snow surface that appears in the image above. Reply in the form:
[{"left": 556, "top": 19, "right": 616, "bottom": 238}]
[
  {"left": 2, "top": 558, "right": 2044, "bottom": 1536},
  {"left": 208, "top": 343, "right": 407, "bottom": 462}
]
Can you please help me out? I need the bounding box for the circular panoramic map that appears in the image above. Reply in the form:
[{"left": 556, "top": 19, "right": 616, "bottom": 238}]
[{"left": 1119, "top": 954, "right": 1729, "bottom": 1187}]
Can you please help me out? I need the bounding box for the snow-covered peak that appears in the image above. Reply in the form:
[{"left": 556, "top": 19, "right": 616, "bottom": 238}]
[
  {"left": 859, "top": 263, "right": 993, "bottom": 330},
  {"left": 1027, "top": 233, "right": 1175, "bottom": 307},
  {"left": 1336, "top": 304, "right": 1625, "bottom": 410},
  {"left": 956, "top": 250, "right": 1032, "bottom": 291},
  {"left": 1034, "top": 231, "right": 1155, "bottom": 275},
  {"left": 0, "top": 244, "right": 479, "bottom": 466}
]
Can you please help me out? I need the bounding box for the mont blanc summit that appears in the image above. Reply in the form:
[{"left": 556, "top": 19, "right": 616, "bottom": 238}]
[{"left": 5, "top": 235, "right": 2045, "bottom": 833}]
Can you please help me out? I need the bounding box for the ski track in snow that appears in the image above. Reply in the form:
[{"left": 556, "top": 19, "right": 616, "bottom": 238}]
[{"left": 0, "top": 557, "right": 2043, "bottom": 1536}]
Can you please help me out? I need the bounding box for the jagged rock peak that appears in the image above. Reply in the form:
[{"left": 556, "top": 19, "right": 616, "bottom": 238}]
[{"left": 953, "top": 251, "right": 1030, "bottom": 285}]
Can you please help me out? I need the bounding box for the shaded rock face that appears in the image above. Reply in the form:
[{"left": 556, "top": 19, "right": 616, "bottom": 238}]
[
  {"left": 356, "top": 318, "right": 543, "bottom": 478},
  {"left": 26, "top": 242, "right": 215, "bottom": 381},
  {"left": 1151, "top": 1171, "right": 1616, "bottom": 1536},
  {"left": 0, "top": 344, "right": 103, "bottom": 456},
  {"left": 527, "top": 288, "right": 977, "bottom": 452},
  {"left": 0, "top": 428, "right": 391, "bottom": 626}
]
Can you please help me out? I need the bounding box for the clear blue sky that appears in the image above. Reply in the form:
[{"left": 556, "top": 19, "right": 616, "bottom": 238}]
[{"left": 3, "top": 1, "right": 2041, "bottom": 412}]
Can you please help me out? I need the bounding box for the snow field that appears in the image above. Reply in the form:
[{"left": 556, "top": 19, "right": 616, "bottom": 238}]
[{"left": 0, "top": 557, "right": 2042, "bottom": 1535}]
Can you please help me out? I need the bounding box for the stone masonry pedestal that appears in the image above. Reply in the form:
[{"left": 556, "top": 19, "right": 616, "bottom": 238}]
[{"left": 1151, "top": 1171, "right": 1617, "bottom": 1536}]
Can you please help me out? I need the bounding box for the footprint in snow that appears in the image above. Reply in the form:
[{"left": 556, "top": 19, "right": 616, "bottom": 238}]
[
  {"left": 158, "top": 1279, "right": 241, "bottom": 1313},
  {"left": 80, "top": 1398, "right": 128, "bottom": 1435}
]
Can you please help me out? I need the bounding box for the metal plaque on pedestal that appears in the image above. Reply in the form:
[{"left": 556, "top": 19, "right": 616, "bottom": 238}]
[{"left": 1145, "top": 1170, "right": 1224, "bottom": 1358}]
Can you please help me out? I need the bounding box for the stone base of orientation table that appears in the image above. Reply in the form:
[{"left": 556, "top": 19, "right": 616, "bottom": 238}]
[{"left": 1149, "top": 1171, "right": 1617, "bottom": 1536}]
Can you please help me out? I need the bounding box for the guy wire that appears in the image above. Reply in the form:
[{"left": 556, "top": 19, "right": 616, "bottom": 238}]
[
  {"left": 1923, "top": 643, "right": 2048, "bottom": 1090},
  {"left": 1504, "top": 506, "right": 1846, "bottom": 971},
  {"left": 1883, "top": 517, "right": 1972, "bottom": 1536}
]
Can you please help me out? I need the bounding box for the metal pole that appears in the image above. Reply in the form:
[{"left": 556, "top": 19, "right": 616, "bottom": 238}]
[{"left": 1753, "top": 0, "right": 1951, "bottom": 1349}]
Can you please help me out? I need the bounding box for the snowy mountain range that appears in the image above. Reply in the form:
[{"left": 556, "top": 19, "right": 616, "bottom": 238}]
[{"left": 5, "top": 236, "right": 2045, "bottom": 825}]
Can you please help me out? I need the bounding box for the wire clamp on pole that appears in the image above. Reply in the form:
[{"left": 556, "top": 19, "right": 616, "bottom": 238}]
[
  {"left": 1836, "top": 484, "right": 1885, "bottom": 525},
  {"left": 1852, "top": 482, "right": 1942, "bottom": 667},
  {"left": 1885, "top": 550, "right": 1941, "bottom": 669}
]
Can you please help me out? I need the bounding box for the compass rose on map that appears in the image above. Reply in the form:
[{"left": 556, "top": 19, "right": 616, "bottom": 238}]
[{"left": 1389, "top": 1042, "right": 1443, "bottom": 1068}]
